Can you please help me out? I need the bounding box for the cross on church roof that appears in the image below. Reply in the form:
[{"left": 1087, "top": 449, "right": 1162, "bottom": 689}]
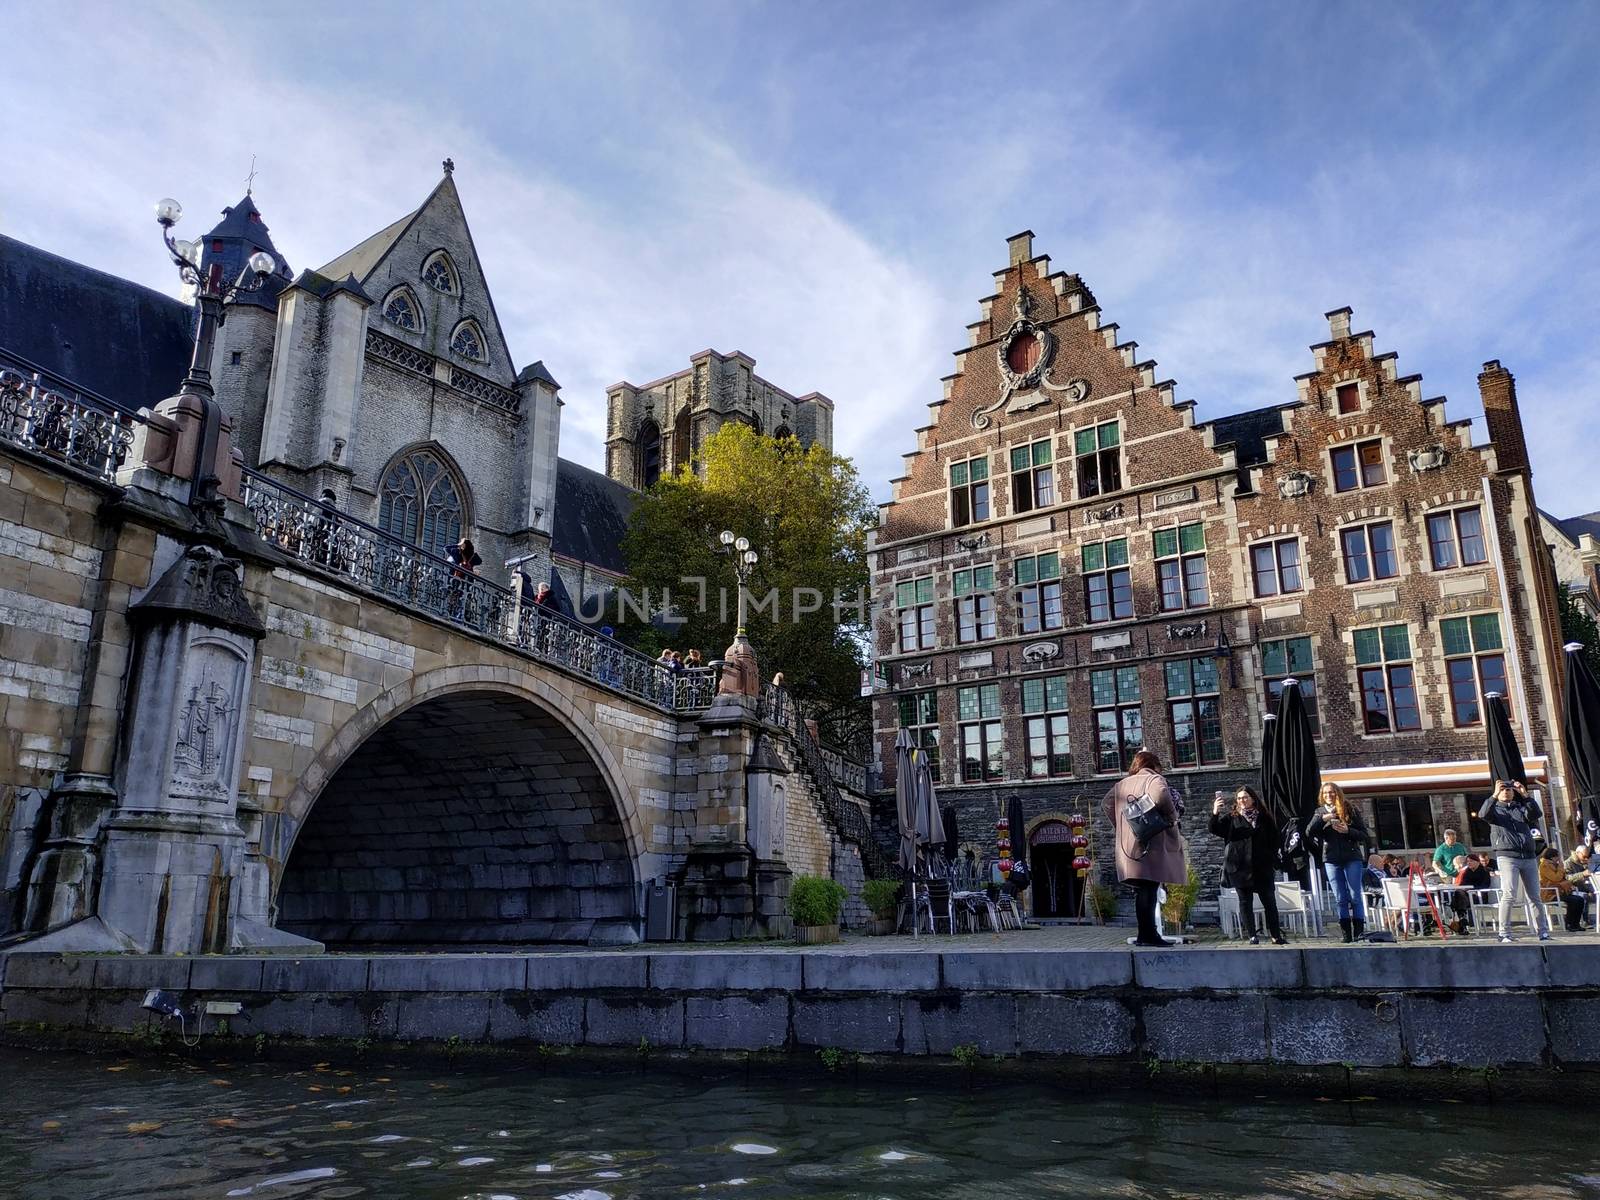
[{"left": 442, "top": 157, "right": 455, "bottom": 175}]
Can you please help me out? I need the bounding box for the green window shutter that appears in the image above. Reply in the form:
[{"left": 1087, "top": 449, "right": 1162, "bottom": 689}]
[
  {"left": 1098, "top": 422, "right": 1120, "bottom": 448},
  {"left": 1287, "top": 637, "right": 1314, "bottom": 674},
  {"left": 953, "top": 570, "right": 970, "bottom": 597},
  {"left": 975, "top": 565, "right": 995, "bottom": 591},
  {"left": 1046, "top": 676, "right": 1068, "bottom": 711},
  {"left": 1381, "top": 624, "right": 1411, "bottom": 662},
  {"left": 1038, "top": 551, "right": 1060, "bottom": 580},
  {"left": 951, "top": 462, "right": 968, "bottom": 486},
  {"left": 1193, "top": 656, "right": 1218, "bottom": 693},
  {"left": 1010, "top": 445, "right": 1030, "bottom": 473},
  {"left": 1353, "top": 627, "right": 1381, "bottom": 666},
  {"left": 1074, "top": 428, "right": 1097, "bottom": 457},
  {"left": 1117, "top": 665, "right": 1141, "bottom": 701},
  {"left": 970, "top": 457, "right": 989, "bottom": 481},
  {"left": 915, "top": 578, "right": 934, "bottom": 604},
  {"left": 1165, "top": 661, "right": 1191, "bottom": 697},
  {"left": 1261, "top": 639, "right": 1286, "bottom": 677},
  {"left": 1179, "top": 523, "right": 1205, "bottom": 554},
  {"left": 1021, "top": 677, "right": 1044, "bottom": 714},
  {"left": 1107, "top": 538, "right": 1129, "bottom": 568},
  {"left": 896, "top": 582, "right": 916, "bottom": 608},
  {"left": 1015, "top": 557, "right": 1037, "bottom": 585},
  {"left": 1440, "top": 617, "right": 1471, "bottom": 657},
  {"left": 1082, "top": 543, "right": 1105, "bottom": 573},
  {"left": 1471, "top": 613, "right": 1503, "bottom": 651},
  {"left": 1153, "top": 528, "right": 1178, "bottom": 558},
  {"left": 1091, "top": 669, "right": 1114, "bottom": 707},
  {"left": 980, "top": 685, "right": 1001, "bottom": 719},
  {"left": 1033, "top": 440, "right": 1052, "bottom": 466}
]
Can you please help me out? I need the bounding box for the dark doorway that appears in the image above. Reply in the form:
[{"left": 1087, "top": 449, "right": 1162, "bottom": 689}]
[{"left": 1030, "top": 822, "right": 1084, "bottom": 919}]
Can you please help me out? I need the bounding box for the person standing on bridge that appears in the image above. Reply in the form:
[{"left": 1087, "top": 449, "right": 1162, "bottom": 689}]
[{"left": 1106, "top": 749, "right": 1186, "bottom": 948}]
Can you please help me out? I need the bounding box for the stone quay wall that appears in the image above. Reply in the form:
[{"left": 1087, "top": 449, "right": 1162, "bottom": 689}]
[{"left": 5, "top": 944, "right": 1600, "bottom": 1093}]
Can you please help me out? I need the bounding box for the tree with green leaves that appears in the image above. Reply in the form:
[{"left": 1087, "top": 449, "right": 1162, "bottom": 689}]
[
  {"left": 619, "top": 423, "right": 877, "bottom": 740},
  {"left": 1558, "top": 584, "right": 1600, "bottom": 679}
]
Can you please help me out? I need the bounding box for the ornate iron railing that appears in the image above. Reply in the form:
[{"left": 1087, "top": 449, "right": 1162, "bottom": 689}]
[
  {"left": 239, "top": 467, "right": 716, "bottom": 713},
  {"left": 0, "top": 357, "right": 137, "bottom": 485},
  {"left": 759, "top": 680, "right": 890, "bottom": 876}
]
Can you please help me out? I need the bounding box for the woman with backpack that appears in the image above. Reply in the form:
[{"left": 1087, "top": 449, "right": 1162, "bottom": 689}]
[
  {"left": 1480, "top": 779, "right": 1550, "bottom": 942},
  {"left": 1210, "top": 786, "right": 1287, "bottom": 945},
  {"left": 1306, "top": 782, "right": 1371, "bottom": 943},
  {"left": 1105, "top": 749, "right": 1186, "bottom": 948}
]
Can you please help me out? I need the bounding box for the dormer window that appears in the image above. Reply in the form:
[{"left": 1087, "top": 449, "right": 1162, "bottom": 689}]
[
  {"left": 422, "top": 251, "right": 458, "bottom": 294},
  {"left": 382, "top": 286, "right": 422, "bottom": 332},
  {"left": 450, "top": 319, "right": 486, "bottom": 363}
]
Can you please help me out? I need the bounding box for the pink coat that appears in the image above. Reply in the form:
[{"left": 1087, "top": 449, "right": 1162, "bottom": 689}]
[{"left": 1104, "top": 769, "right": 1188, "bottom": 885}]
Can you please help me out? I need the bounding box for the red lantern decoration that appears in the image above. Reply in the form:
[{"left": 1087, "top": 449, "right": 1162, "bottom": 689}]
[
  {"left": 1071, "top": 833, "right": 1088, "bottom": 848},
  {"left": 1072, "top": 855, "right": 1091, "bottom": 871}
]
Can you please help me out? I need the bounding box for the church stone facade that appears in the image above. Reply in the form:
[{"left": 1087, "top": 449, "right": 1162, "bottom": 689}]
[
  {"left": 869, "top": 231, "right": 1576, "bottom": 912},
  {"left": 603, "top": 349, "right": 833, "bottom": 490}
]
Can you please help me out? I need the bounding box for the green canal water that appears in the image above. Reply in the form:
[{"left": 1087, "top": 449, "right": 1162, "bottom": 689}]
[{"left": 1, "top": 1048, "right": 1595, "bottom": 1199}]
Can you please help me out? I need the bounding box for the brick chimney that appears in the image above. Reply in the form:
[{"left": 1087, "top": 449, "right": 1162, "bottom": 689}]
[
  {"left": 1007, "top": 230, "right": 1034, "bottom": 266},
  {"left": 1478, "top": 359, "right": 1529, "bottom": 474}
]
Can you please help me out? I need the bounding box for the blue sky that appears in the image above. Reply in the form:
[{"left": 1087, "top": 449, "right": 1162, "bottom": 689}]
[{"left": 3, "top": 1, "right": 1597, "bottom": 515}]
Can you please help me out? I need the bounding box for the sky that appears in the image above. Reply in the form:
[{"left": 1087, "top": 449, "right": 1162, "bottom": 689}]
[{"left": 3, "top": 1, "right": 1598, "bottom": 515}]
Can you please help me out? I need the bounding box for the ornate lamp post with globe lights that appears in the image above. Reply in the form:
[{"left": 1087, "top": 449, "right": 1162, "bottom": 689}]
[
  {"left": 717, "top": 528, "right": 760, "bottom": 636},
  {"left": 713, "top": 528, "right": 762, "bottom": 697},
  {"left": 153, "top": 196, "right": 277, "bottom": 509}
]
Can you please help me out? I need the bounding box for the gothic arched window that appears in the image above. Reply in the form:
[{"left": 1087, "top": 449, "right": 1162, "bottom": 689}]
[
  {"left": 378, "top": 448, "right": 467, "bottom": 558},
  {"left": 382, "top": 286, "right": 422, "bottom": 333},
  {"left": 673, "top": 408, "right": 692, "bottom": 472},
  {"left": 773, "top": 425, "right": 793, "bottom": 441},
  {"left": 450, "top": 319, "right": 487, "bottom": 363},
  {"left": 748, "top": 413, "right": 763, "bottom": 436},
  {"left": 638, "top": 419, "right": 662, "bottom": 487},
  {"left": 421, "top": 250, "right": 458, "bottom": 294}
]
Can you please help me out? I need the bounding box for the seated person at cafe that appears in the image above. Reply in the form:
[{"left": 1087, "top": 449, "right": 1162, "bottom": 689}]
[
  {"left": 1565, "top": 844, "right": 1596, "bottom": 883},
  {"left": 1432, "top": 829, "right": 1469, "bottom": 880},
  {"left": 1440, "top": 851, "right": 1494, "bottom": 930},
  {"left": 1539, "top": 847, "right": 1589, "bottom": 933}
]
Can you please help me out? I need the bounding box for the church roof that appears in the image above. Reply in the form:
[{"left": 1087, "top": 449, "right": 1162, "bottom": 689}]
[
  {"left": 0, "top": 233, "right": 194, "bottom": 410},
  {"left": 203, "top": 194, "right": 294, "bottom": 311},
  {"left": 1555, "top": 508, "right": 1600, "bottom": 543},
  {"left": 517, "top": 360, "right": 561, "bottom": 390},
  {"left": 551, "top": 457, "right": 636, "bottom": 575},
  {"left": 316, "top": 206, "right": 417, "bottom": 284}
]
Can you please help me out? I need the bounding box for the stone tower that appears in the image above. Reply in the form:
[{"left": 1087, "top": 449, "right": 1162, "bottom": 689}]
[{"left": 603, "top": 349, "right": 833, "bottom": 490}]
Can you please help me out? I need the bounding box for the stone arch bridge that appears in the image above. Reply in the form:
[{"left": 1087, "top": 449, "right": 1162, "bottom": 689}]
[{"left": 0, "top": 375, "right": 877, "bottom": 955}]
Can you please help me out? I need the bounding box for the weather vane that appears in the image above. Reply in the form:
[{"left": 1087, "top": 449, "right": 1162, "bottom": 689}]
[{"left": 245, "top": 154, "right": 258, "bottom": 196}]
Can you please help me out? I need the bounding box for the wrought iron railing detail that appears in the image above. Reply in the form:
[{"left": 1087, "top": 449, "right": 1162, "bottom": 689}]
[
  {"left": 759, "top": 680, "right": 890, "bottom": 876},
  {"left": 449, "top": 365, "right": 519, "bottom": 415},
  {"left": 0, "top": 364, "right": 137, "bottom": 485},
  {"left": 240, "top": 467, "right": 715, "bottom": 713}
]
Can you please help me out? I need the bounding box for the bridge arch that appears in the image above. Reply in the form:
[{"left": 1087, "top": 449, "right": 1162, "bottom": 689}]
[{"left": 273, "top": 664, "right": 647, "bottom": 946}]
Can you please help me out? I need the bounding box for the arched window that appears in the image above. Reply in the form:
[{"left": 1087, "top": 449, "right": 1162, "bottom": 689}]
[
  {"left": 378, "top": 448, "right": 467, "bottom": 558},
  {"left": 748, "top": 413, "right": 763, "bottom": 436},
  {"left": 421, "top": 250, "right": 458, "bottom": 294},
  {"left": 673, "top": 408, "right": 692, "bottom": 472},
  {"left": 382, "top": 286, "right": 422, "bottom": 333},
  {"left": 773, "top": 425, "right": 793, "bottom": 441},
  {"left": 450, "top": 319, "right": 487, "bottom": 363},
  {"left": 638, "top": 419, "right": 662, "bottom": 487}
]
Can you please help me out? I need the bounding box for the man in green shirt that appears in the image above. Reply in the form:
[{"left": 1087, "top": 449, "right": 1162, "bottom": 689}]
[{"left": 1433, "top": 829, "right": 1469, "bottom": 880}]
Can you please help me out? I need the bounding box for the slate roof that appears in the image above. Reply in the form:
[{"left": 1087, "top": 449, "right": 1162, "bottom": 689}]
[
  {"left": 0, "top": 233, "right": 194, "bottom": 410},
  {"left": 551, "top": 457, "right": 636, "bottom": 575},
  {"left": 1555, "top": 509, "right": 1600, "bottom": 542},
  {"left": 317, "top": 207, "right": 417, "bottom": 284},
  {"left": 1204, "top": 404, "right": 1289, "bottom": 468},
  {"left": 201, "top": 195, "right": 294, "bottom": 312},
  {"left": 517, "top": 360, "right": 560, "bottom": 390}
]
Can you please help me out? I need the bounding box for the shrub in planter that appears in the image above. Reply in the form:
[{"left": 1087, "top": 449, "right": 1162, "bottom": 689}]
[
  {"left": 861, "top": 878, "right": 901, "bottom": 935},
  {"left": 1161, "top": 865, "right": 1200, "bottom": 930},
  {"left": 1088, "top": 882, "right": 1120, "bottom": 922},
  {"left": 789, "top": 875, "right": 846, "bottom": 943}
]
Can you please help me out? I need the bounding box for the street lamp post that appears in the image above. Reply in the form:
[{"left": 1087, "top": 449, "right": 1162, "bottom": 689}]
[
  {"left": 717, "top": 528, "right": 760, "bottom": 637},
  {"left": 153, "top": 197, "right": 277, "bottom": 510}
]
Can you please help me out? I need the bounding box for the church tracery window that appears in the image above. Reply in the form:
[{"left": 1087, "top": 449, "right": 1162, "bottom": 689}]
[
  {"left": 422, "top": 251, "right": 458, "bottom": 294},
  {"left": 638, "top": 419, "right": 662, "bottom": 487},
  {"left": 378, "top": 448, "right": 467, "bottom": 558},
  {"left": 382, "top": 286, "right": 422, "bottom": 333},
  {"left": 450, "top": 319, "right": 487, "bottom": 363}
]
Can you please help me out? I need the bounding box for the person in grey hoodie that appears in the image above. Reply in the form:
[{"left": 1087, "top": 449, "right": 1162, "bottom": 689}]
[{"left": 1479, "top": 779, "right": 1550, "bottom": 942}]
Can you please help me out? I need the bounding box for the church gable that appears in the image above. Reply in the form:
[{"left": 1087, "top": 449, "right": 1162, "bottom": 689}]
[
  {"left": 323, "top": 170, "right": 516, "bottom": 386},
  {"left": 881, "top": 232, "right": 1229, "bottom": 545}
]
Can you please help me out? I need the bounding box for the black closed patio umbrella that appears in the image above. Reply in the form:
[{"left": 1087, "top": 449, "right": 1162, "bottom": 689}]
[
  {"left": 1259, "top": 712, "right": 1281, "bottom": 823},
  {"left": 1485, "top": 691, "right": 1527, "bottom": 792},
  {"left": 1270, "top": 678, "right": 1322, "bottom": 837},
  {"left": 1007, "top": 794, "right": 1029, "bottom": 872},
  {"left": 941, "top": 803, "right": 960, "bottom": 864},
  {"left": 1563, "top": 643, "right": 1600, "bottom": 828}
]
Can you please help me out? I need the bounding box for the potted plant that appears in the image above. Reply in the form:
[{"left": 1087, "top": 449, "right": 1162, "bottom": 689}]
[
  {"left": 789, "top": 875, "right": 847, "bottom": 944},
  {"left": 1161, "top": 866, "right": 1201, "bottom": 932},
  {"left": 861, "top": 879, "right": 901, "bottom": 935}
]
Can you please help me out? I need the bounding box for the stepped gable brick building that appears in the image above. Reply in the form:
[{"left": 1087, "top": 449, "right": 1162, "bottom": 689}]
[
  {"left": 868, "top": 230, "right": 1575, "bottom": 915},
  {"left": 603, "top": 348, "right": 833, "bottom": 490}
]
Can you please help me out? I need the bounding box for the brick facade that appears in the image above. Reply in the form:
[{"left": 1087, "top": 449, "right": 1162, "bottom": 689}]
[{"left": 869, "top": 232, "right": 1574, "bottom": 898}]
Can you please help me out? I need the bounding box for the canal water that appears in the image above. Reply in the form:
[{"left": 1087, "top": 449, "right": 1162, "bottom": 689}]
[{"left": 1, "top": 1047, "right": 1595, "bottom": 1199}]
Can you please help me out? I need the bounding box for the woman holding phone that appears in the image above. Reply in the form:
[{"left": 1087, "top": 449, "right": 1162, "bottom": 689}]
[
  {"left": 1307, "top": 781, "right": 1371, "bottom": 943},
  {"left": 1209, "top": 786, "right": 1286, "bottom": 945}
]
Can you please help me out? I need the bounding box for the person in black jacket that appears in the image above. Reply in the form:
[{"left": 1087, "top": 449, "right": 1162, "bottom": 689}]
[
  {"left": 1306, "top": 782, "right": 1372, "bottom": 943},
  {"left": 1210, "top": 786, "right": 1286, "bottom": 945},
  {"left": 1479, "top": 779, "right": 1550, "bottom": 942}
]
